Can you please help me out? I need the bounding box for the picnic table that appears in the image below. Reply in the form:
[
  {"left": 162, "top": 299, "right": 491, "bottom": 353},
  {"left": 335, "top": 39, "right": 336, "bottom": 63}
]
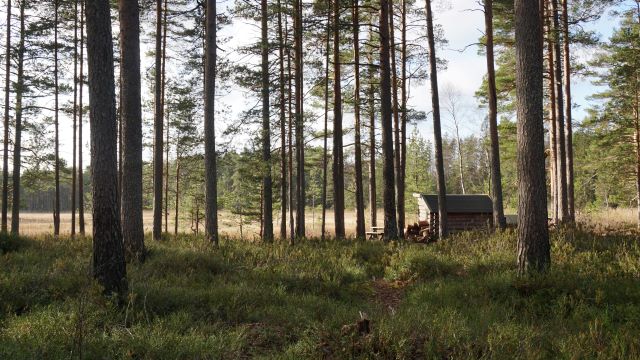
[{"left": 366, "top": 226, "right": 384, "bottom": 240}]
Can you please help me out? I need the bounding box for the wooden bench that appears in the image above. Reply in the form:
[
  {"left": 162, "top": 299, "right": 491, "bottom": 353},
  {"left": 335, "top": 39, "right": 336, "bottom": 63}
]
[{"left": 366, "top": 226, "right": 384, "bottom": 241}]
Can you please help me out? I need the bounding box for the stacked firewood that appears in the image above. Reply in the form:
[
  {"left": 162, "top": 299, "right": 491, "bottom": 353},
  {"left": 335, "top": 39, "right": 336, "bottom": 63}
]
[{"left": 405, "top": 221, "right": 436, "bottom": 243}]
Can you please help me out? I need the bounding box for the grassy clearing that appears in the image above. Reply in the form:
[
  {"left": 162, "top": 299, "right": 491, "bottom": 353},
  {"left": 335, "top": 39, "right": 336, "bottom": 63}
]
[
  {"left": 0, "top": 228, "right": 639, "bottom": 359},
  {"left": 11, "top": 209, "right": 420, "bottom": 238}
]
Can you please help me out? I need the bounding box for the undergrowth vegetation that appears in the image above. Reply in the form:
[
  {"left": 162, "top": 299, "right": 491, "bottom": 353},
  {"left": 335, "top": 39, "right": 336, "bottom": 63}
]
[{"left": 0, "top": 228, "right": 638, "bottom": 359}]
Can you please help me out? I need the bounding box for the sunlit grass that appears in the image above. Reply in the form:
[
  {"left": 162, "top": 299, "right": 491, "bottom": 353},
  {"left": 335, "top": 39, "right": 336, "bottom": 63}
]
[{"left": 0, "top": 226, "right": 638, "bottom": 358}]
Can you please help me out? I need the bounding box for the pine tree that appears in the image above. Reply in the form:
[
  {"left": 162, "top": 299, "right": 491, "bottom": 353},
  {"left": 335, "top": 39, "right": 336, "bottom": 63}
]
[
  {"left": 515, "top": 0, "right": 550, "bottom": 273},
  {"left": 332, "top": 0, "right": 345, "bottom": 239},
  {"left": 119, "top": 0, "right": 145, "bottom": 260},
  {"left": 261, "top": 0, "right": 273, "bottom": 242},
  {"left": 483, "top": 0, "right": 506, "bottom": 230},
  {"left": 1, "top": 0, "right": 10, "bottom": 234},
  {"left": 294, "top": 0, "right": 305, "bottom": 239},
  {"left": 53, "top": 0, "right": 60, "bottom": 237},
  {"left": 204, "top": 0, "right": 219, "bottom": 245},
  {"left": 352, "top": 0, "right": 365, "bottom": 239},
  {"left": 380, "top": 0, "right": 398, "bottom": 240},
  {"left": 85, "top": 0, "right": 127, "bottom": 296},
  {"left": 153, "top": 0, "right": 164, "bottom": 240},
  {"left": 425, "top": 0, "right": 447, "bottom": 238},
  {"left": 10, "top": 0, "right": 26, "bottom": 235}
]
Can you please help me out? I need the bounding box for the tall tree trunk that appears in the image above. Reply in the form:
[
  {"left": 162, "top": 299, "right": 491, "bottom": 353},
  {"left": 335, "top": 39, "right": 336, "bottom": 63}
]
[
  {"left": 72, "top": 0, "right": 79, "bottom": 237},
  {"left": 277, "top": 0, "right": 287, "bottom": 240},
  {"left": 368, "top": 75, "right": 377, "bottom": 228},
  {"left": 561, "top": 0, "right": 574, "bottom": 221},
  {"left": 10, "top": 0, "right": 25, "bottom": 235},
  {"left": 286, "top": 18, "right": 295, "bottom": 243},
  {"left": 389, "top": 0, "right": 404, "bottom": 237},
  {"left": 483, "top": 0, "right": 506, "bottom": 230},
  {"left": 162, "top": 0, "right": 169, "bottom": 234},
  {"left": 400, "top": 0, "right": 407, "bottom": 231},
  {"left": 352, "top": 0, "right": 365, "bottom": 239},
  {"left": 332, "top": 0, "right": 345, "bottom": 239},
  {"left": 86, "top": 0, "right": 127, "bottom": 297},
  {"left": 294, "top": 0, "right": 305, "bottom": 239},
  {"left": 453, "top": 120, "right": 466, "bottom": 194},
  {"left": 119, "top": 0, "right": 145, "bottom": 261},
  {"left": 380, "top": 0, "right": 398, "bottom": 240},
  {"left": 204, "top": 0, "right": 218, "bottom": 245},
  {"left": 321, "top": 8, "right": 329, "bottom": 241},
  {"left": 153, "top": 0, "right": 164, "bottom": 240},
  {"left": 550, "top": 0, "right": 568, "bottom": 223},
  {"left": 164, "top": 115, "right": 169, "bottom": 233},
  {"left": 261, "top": 0, "right": 273, "bottom": 242},
  {"left": 635, "top": 96, "right": 640, "bottom": 229},
  {"left": 79, "top": 0, "right": 85, "bottom": 236},
  {"left": 515, "top": 0, "right": 550, "bottom": 274},
  {"left": 425, "top": 0, "right": 447, "bottom": 238},
  {"left": 546, "top": 8, "right": 559, "bottom": 224},
  {"left": 175, "top": 157, "right": 179, "bottom": 236},
  {"left": 1, "top": 0, "right": 10, "bottom": 233},
  {"left": 118, "top": 79, "right": 122, "bottom": 207},
  {"left": 54, "top": 0, "right": 60, "bottom": 237}
]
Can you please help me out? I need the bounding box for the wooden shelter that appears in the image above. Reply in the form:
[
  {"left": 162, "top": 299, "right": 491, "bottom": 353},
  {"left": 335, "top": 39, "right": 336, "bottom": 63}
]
[{"left": 412, "top": 193, "right": 493, "bottom": 235}]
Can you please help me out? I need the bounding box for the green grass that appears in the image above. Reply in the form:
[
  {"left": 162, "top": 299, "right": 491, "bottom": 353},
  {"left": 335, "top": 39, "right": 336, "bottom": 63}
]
[{"left": 0, "top": 228, "right": 639, "bottom": 359}]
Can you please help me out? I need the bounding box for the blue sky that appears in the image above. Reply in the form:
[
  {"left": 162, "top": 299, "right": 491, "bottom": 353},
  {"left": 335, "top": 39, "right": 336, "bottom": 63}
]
[
  {"left": 13, "top": 0, "right": 625, "bottom": 165},
  {"left": 217, "top": 0, "right": 626, "bottom": 149}
]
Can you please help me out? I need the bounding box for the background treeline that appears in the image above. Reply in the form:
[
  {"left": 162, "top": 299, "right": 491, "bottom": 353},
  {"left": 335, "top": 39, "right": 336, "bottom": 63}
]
[{"left": 0, "top": 0, "right": 638, "bottom": 236}]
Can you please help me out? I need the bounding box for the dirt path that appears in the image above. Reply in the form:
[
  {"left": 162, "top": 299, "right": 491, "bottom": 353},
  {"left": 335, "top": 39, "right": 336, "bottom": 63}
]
[{"left": 370, "top": 279, "right": 408, "bottom": 313}]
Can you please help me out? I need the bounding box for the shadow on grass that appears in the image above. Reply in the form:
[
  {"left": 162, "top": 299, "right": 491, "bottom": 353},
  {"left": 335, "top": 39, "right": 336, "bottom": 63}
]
[{"left": 1, "top": 229, "right": 639, "bottom": 359}]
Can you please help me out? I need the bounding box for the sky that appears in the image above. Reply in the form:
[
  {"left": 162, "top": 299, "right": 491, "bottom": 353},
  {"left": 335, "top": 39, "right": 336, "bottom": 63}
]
[
  {"left": 216, "top": 0, "right": 624, "bottom": 150},
  {"left": 1, "top": 0, "right": 629, "bottom": 167}
]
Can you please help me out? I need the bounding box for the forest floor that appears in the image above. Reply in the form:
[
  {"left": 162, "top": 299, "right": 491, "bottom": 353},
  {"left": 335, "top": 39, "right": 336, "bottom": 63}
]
[{"left": 1, "top": 224, "right": 639, "bottom": 359}]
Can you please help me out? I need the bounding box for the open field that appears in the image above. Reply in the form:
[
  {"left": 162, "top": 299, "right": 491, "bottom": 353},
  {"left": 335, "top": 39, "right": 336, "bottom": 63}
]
[
  {"left": 13, "top": 209, "right": 425, "bottom": 239},
  {"left": 1, "top": 226, "right": 639, "bottom": 358},
  {"left": 13, "top": 207, "right": 638, "bottom": 238}
]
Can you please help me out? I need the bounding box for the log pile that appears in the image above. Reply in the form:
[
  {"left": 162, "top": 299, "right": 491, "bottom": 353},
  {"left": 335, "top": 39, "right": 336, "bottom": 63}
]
[{"left": 405, "top": 221, "right": 436, "bottom": 243}]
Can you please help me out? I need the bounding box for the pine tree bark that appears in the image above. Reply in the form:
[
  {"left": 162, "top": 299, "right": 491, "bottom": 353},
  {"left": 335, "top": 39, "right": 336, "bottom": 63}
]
[
  {"left": 368, "top": 77, "right": 377, "bottom": 228},
  {"left": 561, "top": 0, "right": 574, "bottom": 221},
  {"left": 54, "top": 0, "right": 61, "bottom": 237},
  {"left": 118, "top": 80, "right": 122, "bottom": 208},
  {"left": 352, "top": 0, "right": 365, "bottom": 239},
  {"left": 79, "top": 0, "right": 86, "bottom": 236},
  {"left": 119, "top": 0, "right": 145, "bottom": 261},
  {"left": 286, "top": 20, "right": 295, "bottom": 243},
  {"left": 483, "top": 0, "right": 506, "bottom": 230},
  {"left": 400, "top": 0, "right": 407, "bottom": 231},
  {"left": 321, "top": 9, "right": 330, "bottom": 241},
  {"left": 380, "top": 0, "right": 398, "bottom": 240},
  {"left": 153, "top": 0, "right": 164, "bottom": 240},
  {"left": 162, "top": 0, "right": 169, "bottom": 234},
  {"left": 10, "top": 0, "right": 25, "bottom": 235},
  {"left": 204, "top": 0, "right": 219, "bottom": 245},
  {"left": 1, "top": 0, "right": 10, "bottom": 233},
  {"left": 547, "top": 8, "right": 559, "bottom": 224},
  {"left": 425, "top": 0, "right": 447, "bottom": 238},
  {"left": 550, "top": 0, "right": 568, "bottom": 223},
  {"left": 277, "top": 0, "right": 287, "bottom": 240},
  {"left": 72, "top": 0, "right": 79, "bottom": 237},
  {"left": 294, "top": 0, "right": 305, "bottom": 239},
  {"left": 389, "top": 0, "right": 404, "bottom": 237},
  {"left": 174, "top": 157, "right": 179, "bottom": 236},
  {"left": 164, "top": 114, "right": 169, "bottom": 233},
  {"left": 635, "top": 94, "right": 640, "bottom": 229},
  {"left": 515, "top": 0, "right": 550, "bottom": 274},
  {"left": 85, "top": 0, "right": 127, "bottom": 296},
  {"left": 332, "top": 0, "right": 345, "bottom": 239},
  {"left": 261, "top": 0, "right": 273, "bottom": 242}
]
